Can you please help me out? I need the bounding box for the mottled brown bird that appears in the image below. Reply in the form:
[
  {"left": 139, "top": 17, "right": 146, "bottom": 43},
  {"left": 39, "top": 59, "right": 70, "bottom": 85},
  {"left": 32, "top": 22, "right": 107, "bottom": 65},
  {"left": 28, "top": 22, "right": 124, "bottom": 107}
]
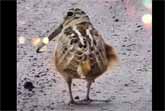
[{"left": 36, "top": 8, "right": 118, "bottom": 104}]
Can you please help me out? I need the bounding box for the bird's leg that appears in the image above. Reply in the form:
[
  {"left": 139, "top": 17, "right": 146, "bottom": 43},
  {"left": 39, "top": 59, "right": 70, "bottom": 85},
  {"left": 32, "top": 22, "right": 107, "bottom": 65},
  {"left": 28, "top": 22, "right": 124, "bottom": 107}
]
[
  {"left": 76, "top": 80, "right": 93, "bottom": 104},
  {"left": 85, "top": 80, "right": 111, "bottom": 103},
  {"left": 78, "top": 80, "right": 111, "bottom": 104},
  {"left": 86, "top": 80, "right": 111, "bottom": 103},
  {"left": 66, "top": 78, "right": 76, "bottom": 105},
  {"left": 84, "top": 80, "right": 93, "bottom": 102}
]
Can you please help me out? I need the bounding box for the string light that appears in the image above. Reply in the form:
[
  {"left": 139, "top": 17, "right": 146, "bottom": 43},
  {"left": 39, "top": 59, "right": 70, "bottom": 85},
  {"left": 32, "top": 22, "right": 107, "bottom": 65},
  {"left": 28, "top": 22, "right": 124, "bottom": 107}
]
[
  {"left": 32, "top": 37, "right": 41, "bottom": 46},
  {"left": 42, "top": 37, "right": 49, "bottom": 45},
  {"left": 142, "top": 14, "right": 152, "bottom": 24},
  {"left": 19, "top": 21, "right": 26, "bottom": 25},
  {"left": 143, "top": 0, "right": 152, "bottom": 9},
  {"left": 18, "top": 36, "right": 26, "bottom": 44}
]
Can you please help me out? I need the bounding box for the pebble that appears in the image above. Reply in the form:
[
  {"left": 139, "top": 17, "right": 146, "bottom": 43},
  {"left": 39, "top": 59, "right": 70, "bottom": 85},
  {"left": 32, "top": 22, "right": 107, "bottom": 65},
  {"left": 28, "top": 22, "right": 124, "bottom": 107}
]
[{"left": 24, "top": 82, "right": 35, "bottom": 91}]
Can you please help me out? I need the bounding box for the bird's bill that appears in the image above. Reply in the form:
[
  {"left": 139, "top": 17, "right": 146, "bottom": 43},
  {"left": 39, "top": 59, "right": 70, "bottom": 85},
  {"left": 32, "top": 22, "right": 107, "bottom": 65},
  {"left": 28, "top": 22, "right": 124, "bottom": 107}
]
[
  {"left": 47, "top": 24, "right": 63, "bottom": 41},
  {"left": 36, "top": 24, "right": 63, "bottom": 53},
  {"left": 36, "top": 42, "right": 47, "bottom": 53}
]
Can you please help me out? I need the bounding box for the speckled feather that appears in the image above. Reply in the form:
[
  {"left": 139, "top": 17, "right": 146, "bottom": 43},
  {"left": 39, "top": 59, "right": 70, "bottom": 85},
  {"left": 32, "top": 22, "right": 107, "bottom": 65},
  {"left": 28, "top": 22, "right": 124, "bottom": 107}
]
[{"left": 53, "top": 9, "right": 118, "bottom": 81}]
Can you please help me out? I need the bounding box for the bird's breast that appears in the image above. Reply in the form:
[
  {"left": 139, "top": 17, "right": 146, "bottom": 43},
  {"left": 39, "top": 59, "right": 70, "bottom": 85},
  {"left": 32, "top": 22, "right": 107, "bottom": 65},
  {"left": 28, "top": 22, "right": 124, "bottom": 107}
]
[{"left": 54, "top": 22, "right": 109, "bottom": 79}]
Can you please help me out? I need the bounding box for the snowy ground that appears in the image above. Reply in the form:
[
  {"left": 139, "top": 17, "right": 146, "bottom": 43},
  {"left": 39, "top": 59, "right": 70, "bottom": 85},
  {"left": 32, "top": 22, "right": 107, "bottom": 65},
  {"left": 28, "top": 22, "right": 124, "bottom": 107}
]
[{"left": 17, "top": 0, "right": 152, "bottom": 111}]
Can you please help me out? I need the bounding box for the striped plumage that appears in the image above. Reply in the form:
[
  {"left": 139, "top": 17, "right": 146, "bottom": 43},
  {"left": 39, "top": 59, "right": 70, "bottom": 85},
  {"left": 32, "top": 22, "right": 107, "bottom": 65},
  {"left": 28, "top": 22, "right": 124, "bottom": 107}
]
[{"left": 37, "top": 8, "right": 118, "bottom": 104}]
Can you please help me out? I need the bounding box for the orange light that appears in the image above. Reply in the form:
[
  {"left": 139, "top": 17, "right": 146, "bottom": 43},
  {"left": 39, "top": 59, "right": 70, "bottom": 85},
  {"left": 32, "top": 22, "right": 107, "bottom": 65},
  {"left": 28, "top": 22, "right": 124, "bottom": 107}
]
[{"left": 32, "top": 37, "right": 41, "bottom": 46}]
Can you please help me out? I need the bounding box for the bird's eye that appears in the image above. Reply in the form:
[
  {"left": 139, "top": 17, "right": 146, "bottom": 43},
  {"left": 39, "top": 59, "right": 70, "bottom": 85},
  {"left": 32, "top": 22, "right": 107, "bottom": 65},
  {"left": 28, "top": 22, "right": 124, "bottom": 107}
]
[
  {"left": 67, "top": 12, "right": 73, "bottom": 16},
  {"left": 81, "top": 11, "right": 85, "bottom": 14}
]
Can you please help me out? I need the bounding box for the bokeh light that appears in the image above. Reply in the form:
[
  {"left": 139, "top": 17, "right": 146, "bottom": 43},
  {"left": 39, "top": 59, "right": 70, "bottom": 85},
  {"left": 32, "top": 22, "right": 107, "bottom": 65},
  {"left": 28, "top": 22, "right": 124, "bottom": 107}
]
[
  {"left": 19, "top": 21, "right": 26, "bottom": 25},
  {"left": 42, "top": 37, "right": 49, "bottom": 45},
  {"left": 142, "top": 14, "right": 152, "bottom": 29},
  {"left": 142, "top": 14, "right": 152, "bottom": 24},
  {"left": 18, "top": 36, "right": 26, "bottom": 44},
  {"left": 143, "top": 0, "right": 152, "bottom": 9},
  {"left": 32, "top": 37, "right": 41, "bottom": 46}
]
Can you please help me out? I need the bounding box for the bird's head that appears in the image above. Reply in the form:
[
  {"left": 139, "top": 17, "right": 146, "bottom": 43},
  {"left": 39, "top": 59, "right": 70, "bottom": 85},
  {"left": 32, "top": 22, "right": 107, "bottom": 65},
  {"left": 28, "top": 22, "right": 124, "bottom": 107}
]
[
  {"left": 63, "top": 8, "right": 89, "bottom": 26},
  {"left": 36, "top": 8, "right": 88, "bottom": 53}
]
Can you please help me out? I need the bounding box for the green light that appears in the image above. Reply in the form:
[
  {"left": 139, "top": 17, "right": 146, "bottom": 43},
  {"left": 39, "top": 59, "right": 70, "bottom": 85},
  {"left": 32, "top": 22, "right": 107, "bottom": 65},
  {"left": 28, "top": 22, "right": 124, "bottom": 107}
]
[
  {"left": 143, "top": 0, "right": 151, "bottom": 4},
  {"left": 143, "top": 0, "right": 152, "bottom": 9}
]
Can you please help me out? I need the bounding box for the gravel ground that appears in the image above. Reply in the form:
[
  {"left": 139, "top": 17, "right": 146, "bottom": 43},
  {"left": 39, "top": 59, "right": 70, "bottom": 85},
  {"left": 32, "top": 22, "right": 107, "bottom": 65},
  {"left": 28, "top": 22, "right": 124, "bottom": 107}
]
[{"left": 17, "top": 0, "right": 152, "bottom": 111}]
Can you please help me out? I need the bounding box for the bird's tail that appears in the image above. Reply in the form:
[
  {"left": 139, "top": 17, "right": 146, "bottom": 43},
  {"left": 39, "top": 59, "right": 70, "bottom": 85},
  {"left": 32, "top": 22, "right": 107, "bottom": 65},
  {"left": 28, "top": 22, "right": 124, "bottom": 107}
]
[{"left": 105, "top": 44, "right": 119, "bottom": 70}]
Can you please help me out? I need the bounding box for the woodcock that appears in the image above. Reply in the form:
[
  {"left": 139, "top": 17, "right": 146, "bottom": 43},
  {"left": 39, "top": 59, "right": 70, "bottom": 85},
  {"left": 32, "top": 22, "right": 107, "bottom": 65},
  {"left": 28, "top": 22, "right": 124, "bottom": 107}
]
[{"left": 36, "top": 8, "right": 118, "bottom": 105}]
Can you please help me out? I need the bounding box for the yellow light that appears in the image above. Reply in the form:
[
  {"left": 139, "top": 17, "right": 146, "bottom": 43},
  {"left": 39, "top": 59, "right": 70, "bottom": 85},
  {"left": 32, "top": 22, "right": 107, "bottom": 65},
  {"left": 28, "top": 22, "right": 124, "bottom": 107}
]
[
  {"left": 142, "top": 14, "right": 152, "bottom": 24},
  {"left": 18, "top": 36, "right": 26, "bottom": 44},
  {"left": 32, "top": 37, "right": 41, "bottom": 46},
  {"left": 42, "top": 37, "right": 49, "bottom": 44}
]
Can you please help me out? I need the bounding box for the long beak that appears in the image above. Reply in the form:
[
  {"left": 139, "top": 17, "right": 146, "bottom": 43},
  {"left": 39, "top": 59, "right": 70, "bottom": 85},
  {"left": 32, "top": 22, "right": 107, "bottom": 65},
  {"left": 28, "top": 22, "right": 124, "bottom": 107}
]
[
  {"left": 36, "top": 42, "right": 46, "bottom": 53},
  {"left": 36, "top": 24, "right": 63, "bottom": 53}
]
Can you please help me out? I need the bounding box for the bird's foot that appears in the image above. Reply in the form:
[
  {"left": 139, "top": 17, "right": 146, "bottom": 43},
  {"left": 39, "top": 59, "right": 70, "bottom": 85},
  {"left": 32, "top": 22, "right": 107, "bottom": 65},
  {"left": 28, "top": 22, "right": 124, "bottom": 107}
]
[
  {"left": 78, "top": 98, "right": 93, "bottom": 104},
  {"left": 90, "top": 99, "right": 111, "bottom": 103},
  {"left": 68, "top": 100, "right": 77, "bottom": 105},
  {"left": 68, "top": 99, "right": 90, "bottom": 105},
  {"left": 79, "top": 98, "right": 111, "bottom": 103}
]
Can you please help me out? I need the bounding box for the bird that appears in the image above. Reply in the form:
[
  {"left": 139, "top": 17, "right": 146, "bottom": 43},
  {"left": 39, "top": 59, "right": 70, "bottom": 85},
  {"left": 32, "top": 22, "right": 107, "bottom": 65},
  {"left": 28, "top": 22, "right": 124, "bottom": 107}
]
[{"left": 36, "top": 8, "right": 118, "bottom": 105}]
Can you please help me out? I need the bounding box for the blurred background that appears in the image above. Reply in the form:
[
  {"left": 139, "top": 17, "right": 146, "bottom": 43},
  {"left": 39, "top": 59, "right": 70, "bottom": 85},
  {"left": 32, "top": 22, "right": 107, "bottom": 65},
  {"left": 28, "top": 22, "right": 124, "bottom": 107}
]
[{"left": 17, "top": 0, "right": 152, "bottom": 111}]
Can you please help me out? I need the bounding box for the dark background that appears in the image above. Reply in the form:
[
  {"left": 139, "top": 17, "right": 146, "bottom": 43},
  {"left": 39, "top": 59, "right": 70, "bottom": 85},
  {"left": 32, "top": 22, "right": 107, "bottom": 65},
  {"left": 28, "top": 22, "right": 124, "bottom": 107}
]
[{"left": 0, "top": 0, "right": 164, "bottom": 110}]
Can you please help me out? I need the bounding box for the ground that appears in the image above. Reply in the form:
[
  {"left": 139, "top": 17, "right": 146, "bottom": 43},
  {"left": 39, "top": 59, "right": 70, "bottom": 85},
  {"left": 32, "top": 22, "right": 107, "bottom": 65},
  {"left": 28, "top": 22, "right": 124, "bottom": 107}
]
[{"left": 17, "top": 0, "right": 152, "bottom": 111}]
